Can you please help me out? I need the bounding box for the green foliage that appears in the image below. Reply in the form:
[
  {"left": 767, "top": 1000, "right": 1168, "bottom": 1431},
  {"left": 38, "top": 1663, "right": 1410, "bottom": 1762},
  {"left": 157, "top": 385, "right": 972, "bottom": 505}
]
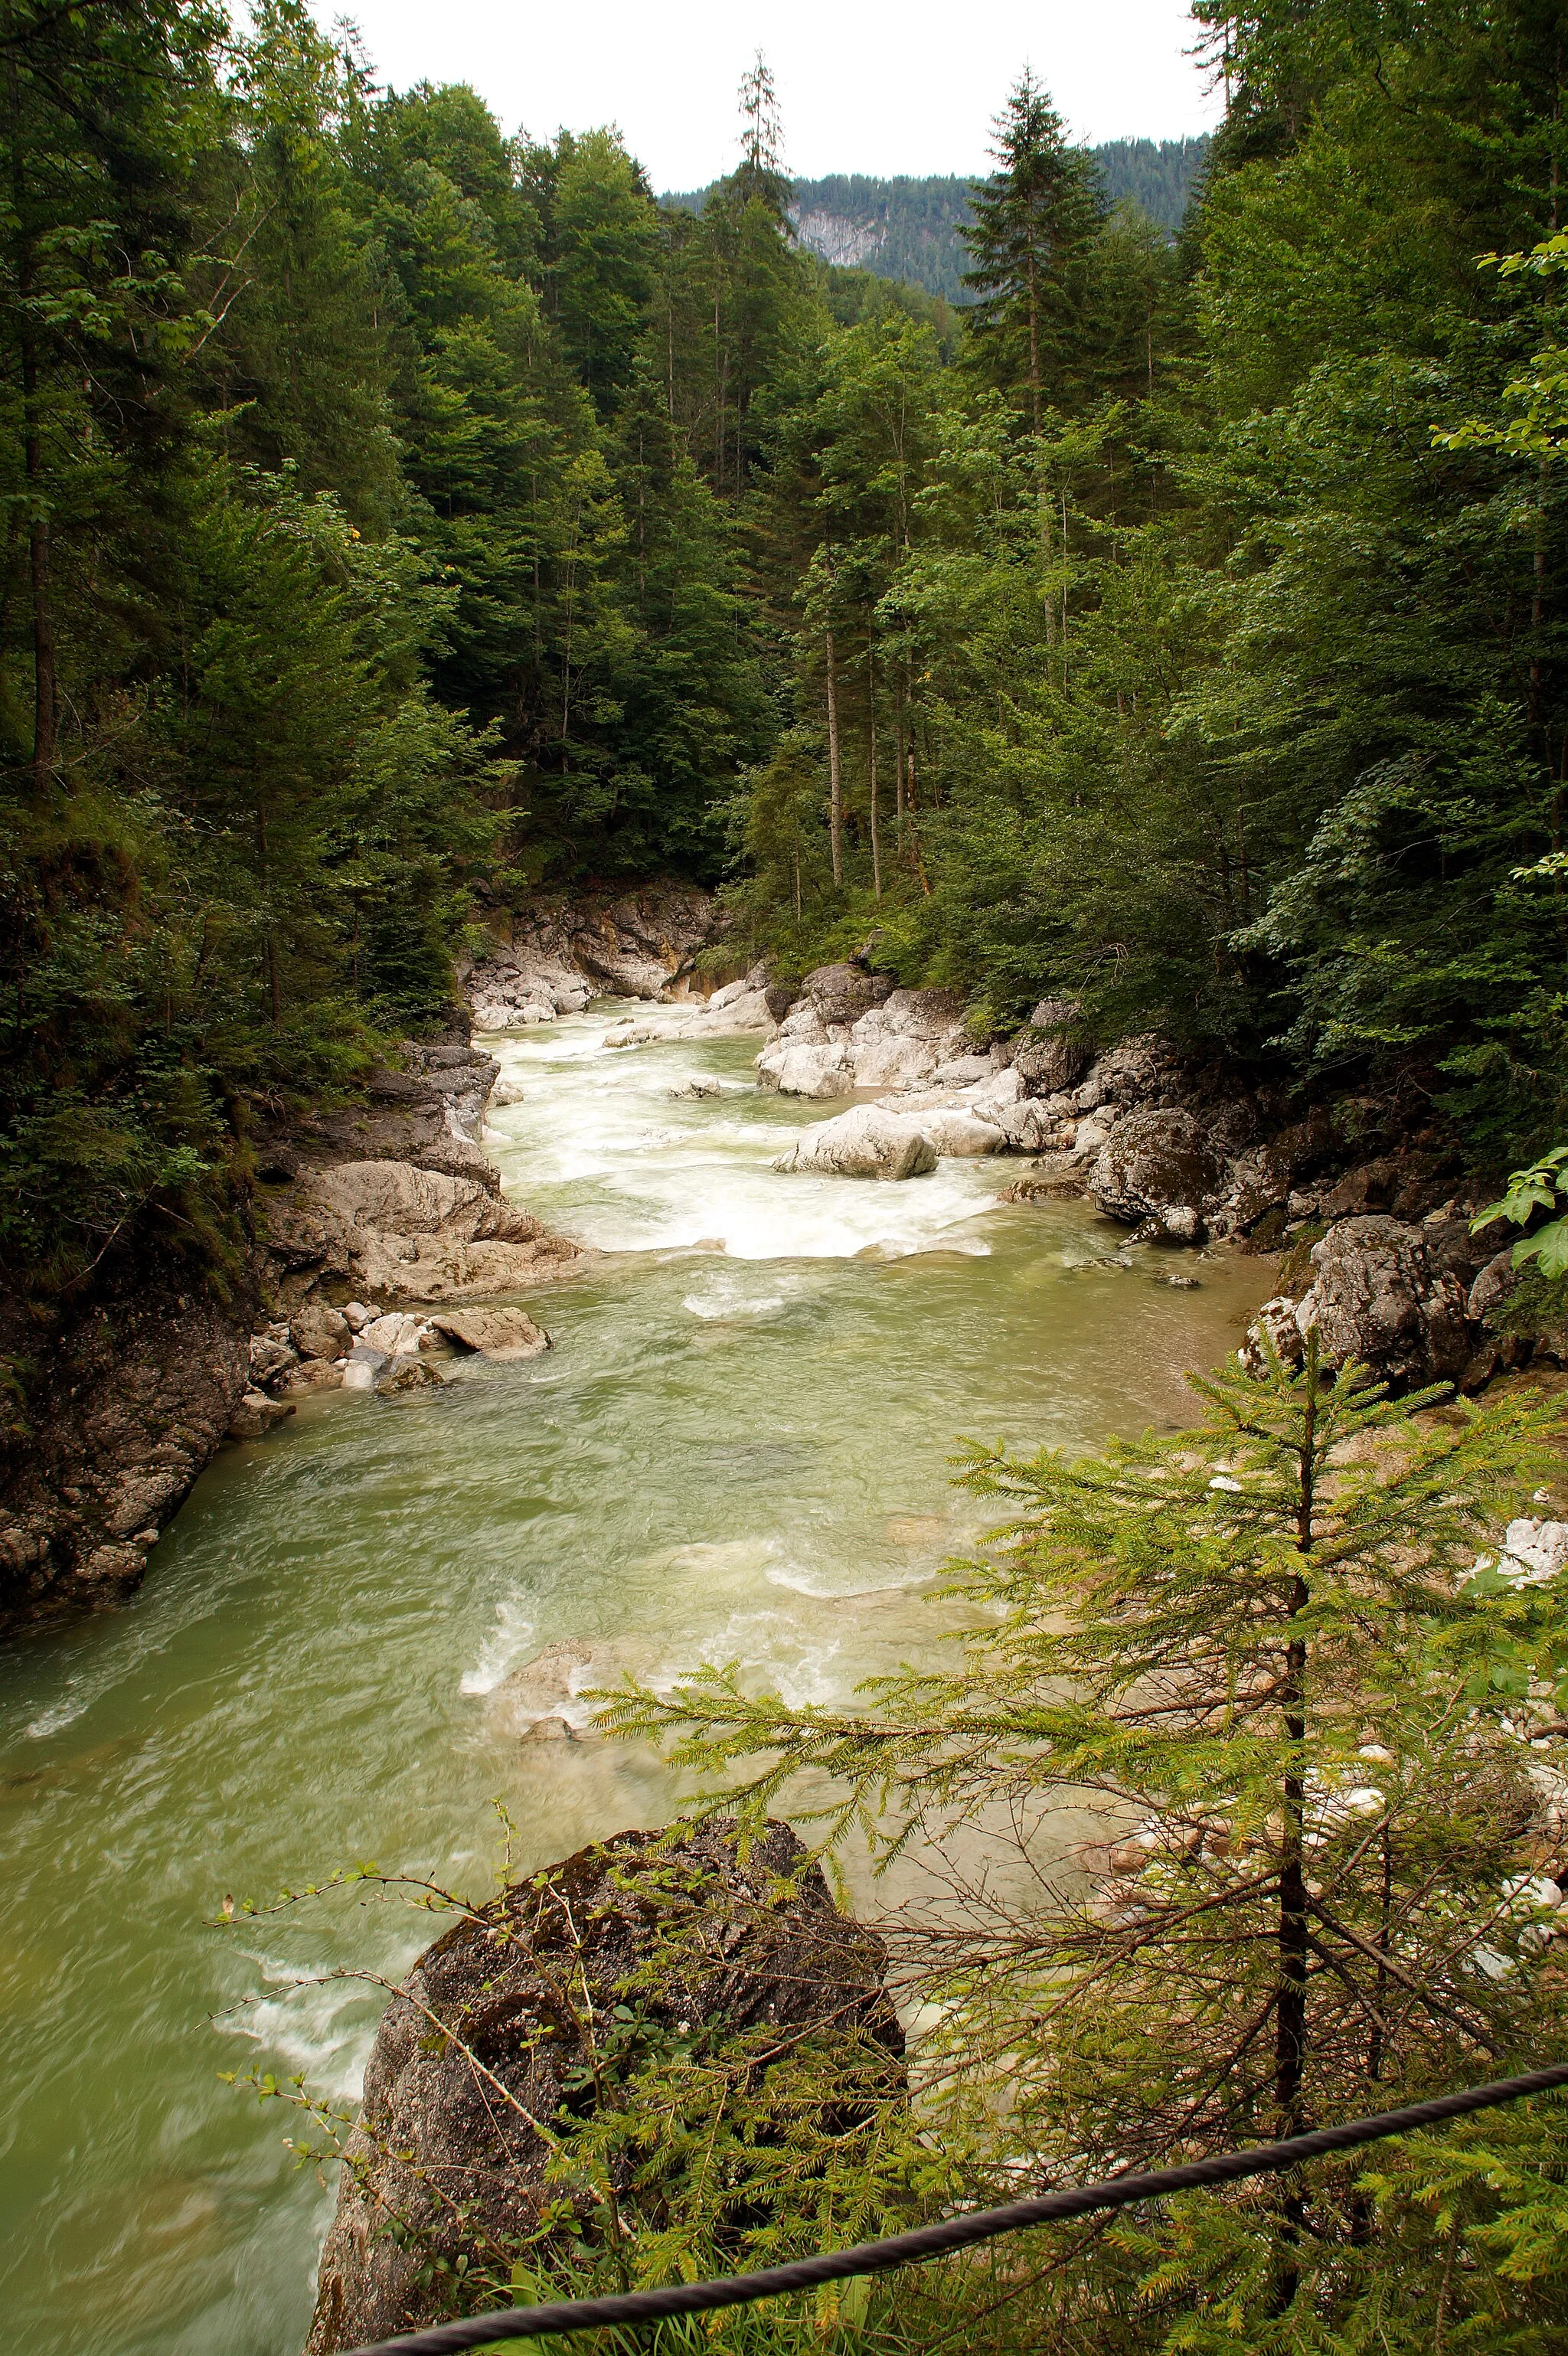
[{"left": 1474, "top": 1144, "right": 1568, "bottom": 1280}]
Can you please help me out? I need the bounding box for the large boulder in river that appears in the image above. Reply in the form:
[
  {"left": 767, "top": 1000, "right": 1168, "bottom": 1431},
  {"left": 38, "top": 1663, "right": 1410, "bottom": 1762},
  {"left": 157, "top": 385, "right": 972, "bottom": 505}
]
[
  {"left": 773, "top": 1104, "right": 939, "bottom": 1180},
  {"left": 846, "top": 988, "right": 969, "bottom": 1090},
  {"left": 756, "top": 1037, "right": 855, "bottom": 1097},
  {"left": 304, "top": 1819, "right": 903, "bottom": 2356},
  {"left": 430, "top": 1306, "right": 551, "bottom": 1359},
  {"left": 1088, "top": 1108, "right": 1223, "bottom": 1241},
  {"left": 1298, "top": 1216, "right": 1472, "bottom": 1388}
]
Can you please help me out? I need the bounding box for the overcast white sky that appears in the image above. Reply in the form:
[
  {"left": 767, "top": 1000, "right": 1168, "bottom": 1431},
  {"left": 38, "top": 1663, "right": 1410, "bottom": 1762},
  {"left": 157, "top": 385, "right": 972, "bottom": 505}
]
[{"left": 315, "top": 0, "right": 1220, "bottom": 190}]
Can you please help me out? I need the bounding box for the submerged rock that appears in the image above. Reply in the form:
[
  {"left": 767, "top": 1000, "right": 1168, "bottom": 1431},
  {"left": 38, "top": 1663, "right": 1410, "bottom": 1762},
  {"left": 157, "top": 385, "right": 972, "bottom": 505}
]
[
  {"left": 305, "top": 1819, "right": 903, "bottom": 2356},
  {"left": 772, "top": 1104, "right": 939, "bottom": 1181},
  {"left": 373, "top": 1354, "right": 443, "bottom": 1397}
]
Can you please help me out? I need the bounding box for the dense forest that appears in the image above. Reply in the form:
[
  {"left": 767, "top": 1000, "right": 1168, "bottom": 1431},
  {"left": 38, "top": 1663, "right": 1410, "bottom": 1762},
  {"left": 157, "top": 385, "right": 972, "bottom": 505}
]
[{"left": 4, "top": 0, "right": 1568, "bottom": 1302}]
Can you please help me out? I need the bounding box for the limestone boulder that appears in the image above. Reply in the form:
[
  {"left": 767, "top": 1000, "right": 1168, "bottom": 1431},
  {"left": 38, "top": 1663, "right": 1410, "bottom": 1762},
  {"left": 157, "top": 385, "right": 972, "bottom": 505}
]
[
  {"left": 1012, "top": 998, "right": 1090, "bottom": 1096},
  {"left": 248, "top": 1334, "right": 296, "bottom": 1387},
  {"left": 1075, "top": 1034, "right": 1182, "bottom": 1113},
  {"left": 270, "top": 1159, "right": 583, "bottom": 1306},
  {"left": 756, "top": 1038, "right": 854, "bottom": 1097},
  {"left": 920, "top": 1109, "right": 1006, "bottom": 1158},
  {"left": 802, "top": 962, "right": 893, "bottom": 1028},
  {"left": 1297, "top": 1216, "right": 1472, "bottom": 1388},
  {"left": 289, "top": 1302, "right": 352, "bottom": 1361},
  {"left": 1468, "top": 1246, "right": 1523, "bottom": 1328},
  {"left": 360, "top": 1311, "right": 427, "bottom": 1356},
  {"left": 1089, "top": 1109, "right": 1224, "bottom": 1240},
  {"left": 772, "top": 1104, "right": 938, "bottom": 1181},
  {"left": 304, "top": 1820, "right": 902, "bottom": 2356},
  {"left": 227, "top": 1389, "right": 295, "bottom": 1441}
]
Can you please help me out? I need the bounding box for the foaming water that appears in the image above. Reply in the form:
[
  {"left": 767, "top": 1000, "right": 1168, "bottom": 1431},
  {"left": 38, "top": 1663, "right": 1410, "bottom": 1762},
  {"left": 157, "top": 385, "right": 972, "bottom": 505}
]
[
  {"left": 0, "top": 1001, "right": 1274, "bottom": 2355},
  {"left": 482, "top": 1011, "right": 1001, "bottom": 1260}
]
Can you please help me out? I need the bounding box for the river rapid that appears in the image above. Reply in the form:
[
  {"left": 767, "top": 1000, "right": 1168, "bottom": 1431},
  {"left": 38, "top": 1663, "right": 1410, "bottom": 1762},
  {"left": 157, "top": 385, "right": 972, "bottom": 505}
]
[{"left": 0, "top": 1005, "right": 1273, "bottom": 2356}]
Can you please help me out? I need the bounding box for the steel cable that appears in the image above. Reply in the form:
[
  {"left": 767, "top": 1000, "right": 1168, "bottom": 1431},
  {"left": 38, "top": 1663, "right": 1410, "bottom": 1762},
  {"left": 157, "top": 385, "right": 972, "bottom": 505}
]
[{"left": 338, "top": 2058, "right": 1568, "bottom": 2354}]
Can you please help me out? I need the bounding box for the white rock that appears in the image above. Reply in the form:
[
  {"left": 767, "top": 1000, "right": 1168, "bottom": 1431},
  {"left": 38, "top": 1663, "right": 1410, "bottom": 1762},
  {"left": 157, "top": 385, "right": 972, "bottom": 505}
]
[
  {"left": 756, "top": 1040, "right": 854, "bottom": 1097},
  {"left": 361, "top": 1312, "right": 426, "bottom": 1356},
  {"left": 694, "top": 988, "right": 773, "bottom": 1035},
  {"left": 772, "top": 1105, "right": 939, "bottom": 1181},
  {"left": 920, "top": 1109, "right": 1006, "bottom": 1158},
  {"left": 1498, "top": 1518, "right": 1568, "bottom": 1587}
]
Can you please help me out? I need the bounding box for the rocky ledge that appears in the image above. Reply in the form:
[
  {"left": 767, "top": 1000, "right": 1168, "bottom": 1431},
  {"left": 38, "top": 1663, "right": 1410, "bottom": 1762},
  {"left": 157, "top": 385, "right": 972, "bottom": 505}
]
[
  {"left": 0, "top": 1031, "right": 577, "bottom": 1636},
  {"left": 462, "top": 881, "right": 722, "bottom": 1029},
  {"left": 237, "top": 1034, "right": 579, "bottom": 1423},
  {"left": 305, "top": 1818, "right": 903, "bottom": 2355}
]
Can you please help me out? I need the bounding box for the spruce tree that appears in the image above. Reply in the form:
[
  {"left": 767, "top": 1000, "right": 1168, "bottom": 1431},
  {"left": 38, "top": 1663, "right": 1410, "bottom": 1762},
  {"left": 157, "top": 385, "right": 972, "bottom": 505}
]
[
  {"left": 605, "top": 1348, "right": 1568, "bottom": 2345},
  {"left": 961, "top": 71, "right": 1104, "bottom": 433}
]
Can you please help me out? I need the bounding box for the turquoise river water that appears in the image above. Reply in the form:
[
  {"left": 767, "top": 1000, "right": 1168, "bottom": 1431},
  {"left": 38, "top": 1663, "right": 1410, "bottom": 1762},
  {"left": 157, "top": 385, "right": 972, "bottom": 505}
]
[{"left": 0, "top": 1006, "right": 1272, "bottom": 2356}]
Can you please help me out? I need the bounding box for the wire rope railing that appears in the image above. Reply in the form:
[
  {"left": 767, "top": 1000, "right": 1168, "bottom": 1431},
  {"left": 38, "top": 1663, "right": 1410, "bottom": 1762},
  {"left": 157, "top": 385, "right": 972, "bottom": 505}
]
[{"left": 340, "top": 2058, "right": 1568, "bottom": 2355}]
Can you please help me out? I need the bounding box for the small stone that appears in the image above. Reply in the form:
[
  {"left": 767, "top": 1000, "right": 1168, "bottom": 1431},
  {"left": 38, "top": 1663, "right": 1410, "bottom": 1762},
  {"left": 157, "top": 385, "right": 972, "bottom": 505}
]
[{"left": 227, "top": 1390, "right": 296, "bottom": 1440}]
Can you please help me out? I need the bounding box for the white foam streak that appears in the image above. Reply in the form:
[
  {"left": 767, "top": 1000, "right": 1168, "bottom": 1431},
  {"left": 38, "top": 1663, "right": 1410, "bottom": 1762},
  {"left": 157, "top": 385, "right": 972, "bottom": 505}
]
[{"left": 459, "top": 1599, "right": 537, "bottom": 1694}]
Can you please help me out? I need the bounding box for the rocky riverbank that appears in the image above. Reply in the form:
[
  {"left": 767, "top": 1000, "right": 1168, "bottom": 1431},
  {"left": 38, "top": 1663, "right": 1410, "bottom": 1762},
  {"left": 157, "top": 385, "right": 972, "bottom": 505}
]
[{"left": 606, "top": 949, "right": 1534, "bottom": 1400}]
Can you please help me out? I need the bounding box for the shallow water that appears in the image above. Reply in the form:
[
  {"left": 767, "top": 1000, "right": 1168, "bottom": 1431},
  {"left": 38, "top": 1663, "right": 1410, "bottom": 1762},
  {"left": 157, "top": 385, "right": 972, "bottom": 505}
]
[{"left": 0, "top": 1006, "right": 1273, "bottom": 2356}]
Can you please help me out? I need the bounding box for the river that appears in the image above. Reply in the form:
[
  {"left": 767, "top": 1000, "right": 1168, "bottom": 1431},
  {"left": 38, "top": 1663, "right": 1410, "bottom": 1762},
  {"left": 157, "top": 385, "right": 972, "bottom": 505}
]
[{"left": 0, "top": 1006, "right": 1272, "bottom": 2356}]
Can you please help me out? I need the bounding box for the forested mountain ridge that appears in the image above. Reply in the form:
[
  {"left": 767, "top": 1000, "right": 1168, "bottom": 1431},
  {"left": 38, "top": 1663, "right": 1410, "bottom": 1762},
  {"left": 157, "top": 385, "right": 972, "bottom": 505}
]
[
  {"left": 665, "top": 138, "right": 1211, "bottom": 301},
  {"left": 3, "top": 0, "right": 1567, "bottom": 1374}
]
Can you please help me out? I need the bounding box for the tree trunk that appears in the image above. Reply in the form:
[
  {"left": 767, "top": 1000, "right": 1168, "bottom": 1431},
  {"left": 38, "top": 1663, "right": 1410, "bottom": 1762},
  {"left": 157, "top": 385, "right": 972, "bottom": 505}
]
[
  {"left": 893, "top": 678, "right": 907, "bottom": 854},
  {"left": 14, "top": 206, "right": 54, "bottom": 789},
  {"left": 825, "top": 627, "right": 843, "bottom": 885},
  {"left": 1272, "top": 1366, "right": 1318, "bottom": 2312},
  {"left": 868, "top": 680, "right": 881, "bottom": 902}
]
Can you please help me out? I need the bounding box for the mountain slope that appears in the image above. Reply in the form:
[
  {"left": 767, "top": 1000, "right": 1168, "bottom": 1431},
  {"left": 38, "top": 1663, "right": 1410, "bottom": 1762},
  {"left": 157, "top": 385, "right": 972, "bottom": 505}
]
[{"left": 663, "top": 139, "right": 1210, "bottom": 303}]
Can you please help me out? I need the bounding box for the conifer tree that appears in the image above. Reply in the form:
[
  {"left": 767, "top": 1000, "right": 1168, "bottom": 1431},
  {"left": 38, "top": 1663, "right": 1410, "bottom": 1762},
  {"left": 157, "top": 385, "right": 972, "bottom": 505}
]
[
  {"left": 606, "top": 1348, "right": 1568, "bottom": 2345},
  {"left": 961, "top": 71, "right": 1104, "bottom": 433}
]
